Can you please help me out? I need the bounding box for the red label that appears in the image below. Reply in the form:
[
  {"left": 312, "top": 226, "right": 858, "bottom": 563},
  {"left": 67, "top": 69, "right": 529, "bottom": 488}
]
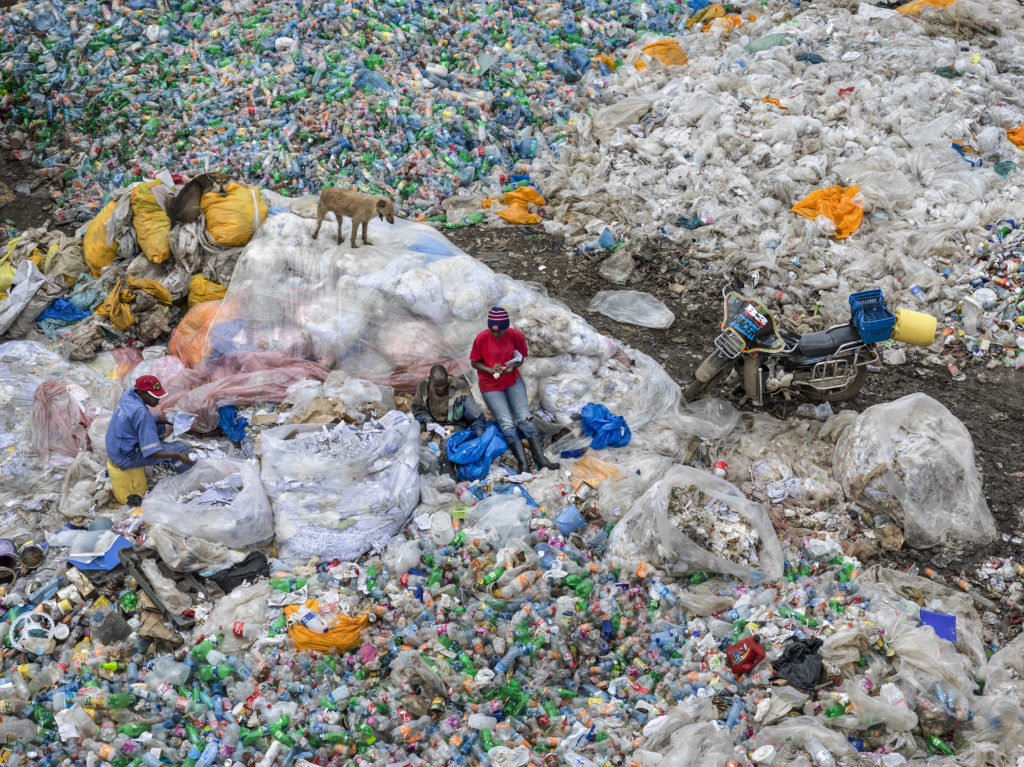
[{"left": 233, "top": 622, "right": 244, "bottom": 638}]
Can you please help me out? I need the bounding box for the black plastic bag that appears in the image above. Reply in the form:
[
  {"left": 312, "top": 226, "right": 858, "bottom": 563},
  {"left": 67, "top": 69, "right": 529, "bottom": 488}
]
[
  {"left": 207, "top": 551, "right": 269, "bottom": 593},
  {"left": 771, "top": 636, "right": 823, "bottom": 691}
]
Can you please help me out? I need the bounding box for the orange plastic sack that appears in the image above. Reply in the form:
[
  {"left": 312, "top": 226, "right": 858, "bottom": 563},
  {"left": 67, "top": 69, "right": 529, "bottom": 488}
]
[
  {"left": 896, "top": 0, "right": 955, "bottom": 13},
  {"left": 130, "top": 181, "right": 172, "bottom": 264},
  {"left": 791, "top": 185, "right": 864, "bottom": 240},
  {"left": 634, "top": 40, "right": 688, "bottom": 70},
  {"left": 201, "top": 182, "right": 268, "bottom": 247},
  {"left": 168, "top": 300, "right": 220, "bottom": 366},
  {"left": 495, "top": 187, "right": 546, "bottom": 225},
  {"left": 1008, "top": 125, "right": 1024, "bottom": 151},
  {"left": 283, "top": 601, "right": 370, "bottom": 653},
  {"left": 84, "top": 200, "right": 119, "bottom": 277},
  {"left": 188, "top": 275, "right": 227, "bottom": 308}
]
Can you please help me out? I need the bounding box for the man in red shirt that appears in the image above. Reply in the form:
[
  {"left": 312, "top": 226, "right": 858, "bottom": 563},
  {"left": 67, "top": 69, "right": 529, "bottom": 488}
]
[{"left": 470, "top": 307, "right": 559, "bottom": 474}]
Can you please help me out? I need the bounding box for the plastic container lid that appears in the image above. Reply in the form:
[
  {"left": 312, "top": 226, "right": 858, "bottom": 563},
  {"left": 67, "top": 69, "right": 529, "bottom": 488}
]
[{"left": 751, "top": 745, "right": 776, "bottom": 764}]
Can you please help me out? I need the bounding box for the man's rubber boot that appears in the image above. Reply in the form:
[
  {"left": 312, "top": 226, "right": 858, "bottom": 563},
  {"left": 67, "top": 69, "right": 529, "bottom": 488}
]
[
  {"left": 527, "top": 436, "right": 560, "bottom": 470},
  {"left": 509, "top": 440, "right": 530, "bottom": 475}
]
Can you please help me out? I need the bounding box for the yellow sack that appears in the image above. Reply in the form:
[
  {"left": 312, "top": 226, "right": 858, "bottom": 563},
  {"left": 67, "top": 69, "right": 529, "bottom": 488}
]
[
  {"left": 791, "top": 185, "right": 864, "bottom": 240},
  {"left": 0, "top": 241, "right": 18, "bottom": 301},
  {"left": 83, "top": 201, "right": 119, "bottom": 277},
  {"left": 107, "top": 460, "right": 148, "bottom": 504},
  {"left": 1008, "top": 125, "right": 1024, "bottom": 151},
  {"left": 126, "top": 276, "right": 172, "bottom": 306},
  {"left": 685, "top": 4, "right": 723, "bottom": 28},
  {"left": 202, "top": 183, "right": 268, "bottom": 247},
  {"left": 495, "top": 187, "right": 546, "bottom": 225},
  {"left": 634, "top": 40, "right": 688, "bottom": 70},
  {"left": 188, "top": 275, "right": 227, "bottom": 308},
  {"left": 131, "top": 181, "right": 172, "bottom": 265},
  {"left": 95, "top": 277, "right": 135, "bottom": 332},
  {"left": 896, "top": 0, "right": 956, "bottom": 13},
  {"left": 283, "top": 600, "right": 370, "bottom": 653}
]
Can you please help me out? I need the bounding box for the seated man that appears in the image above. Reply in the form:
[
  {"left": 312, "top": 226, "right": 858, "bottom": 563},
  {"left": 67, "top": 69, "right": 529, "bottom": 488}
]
[
  {"left": 411, "top": 365, "right": 486, "bottom": 441},
  {"left": 106, "top": 375, "right": 195, "bottom": 474}
]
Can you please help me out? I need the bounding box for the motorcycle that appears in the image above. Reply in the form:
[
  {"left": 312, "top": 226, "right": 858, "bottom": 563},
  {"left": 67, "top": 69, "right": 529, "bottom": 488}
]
[{"left": 685, "top": 284, "right": 935, "bottom": 405}]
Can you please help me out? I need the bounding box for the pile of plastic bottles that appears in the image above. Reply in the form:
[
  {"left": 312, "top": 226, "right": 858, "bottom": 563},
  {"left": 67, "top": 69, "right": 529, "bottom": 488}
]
[
  {"left": 3, "top": 468, "right": 1013, "bottom": 767},
  {"left": 940, "top": 219, "right": 1024, "bottom": 370},
  {"left": 0, "top": 0, "right": 702, "bottom": 223}
]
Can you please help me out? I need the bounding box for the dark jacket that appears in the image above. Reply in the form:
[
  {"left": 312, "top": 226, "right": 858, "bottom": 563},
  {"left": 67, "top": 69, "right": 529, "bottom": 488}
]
[{"left": 411, "top": 376, "right": 485, "bottom": 435}]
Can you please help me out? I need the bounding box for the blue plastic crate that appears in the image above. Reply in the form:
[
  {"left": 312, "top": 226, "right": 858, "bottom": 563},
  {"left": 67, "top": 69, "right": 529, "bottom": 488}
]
[{"left": 849, "top": 289, "right": 896, "bottom": 344}]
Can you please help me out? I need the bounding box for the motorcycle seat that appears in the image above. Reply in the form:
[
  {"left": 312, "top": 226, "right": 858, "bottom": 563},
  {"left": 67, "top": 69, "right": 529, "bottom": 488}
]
[{"left": 794, "top": 323, "right": 862, "bottom": 358}]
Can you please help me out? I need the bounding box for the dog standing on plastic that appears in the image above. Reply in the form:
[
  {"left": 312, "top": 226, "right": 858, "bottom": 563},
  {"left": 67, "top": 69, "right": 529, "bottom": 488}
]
[{"left": 312, "top": 188, "right": 396, "bottom": 248}]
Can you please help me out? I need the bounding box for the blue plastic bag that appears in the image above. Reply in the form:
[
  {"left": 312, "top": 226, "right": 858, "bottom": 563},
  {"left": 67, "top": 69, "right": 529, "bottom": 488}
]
[
  {"left": 217, "top": 406, "right": 249, "bottom": 443},
  {"left": 446, "top": 424, "right": 508, "bottom": 481},
  {"left": 580, "top": 403, "right": 631, "bottom": 450}
]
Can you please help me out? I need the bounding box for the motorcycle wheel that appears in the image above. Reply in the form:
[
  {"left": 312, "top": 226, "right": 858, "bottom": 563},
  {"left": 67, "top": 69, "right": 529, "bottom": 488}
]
[
  {"left": 684, "top": 351, "right": 732, "bottom": 401},
  {"left": 805, "top": 365, "right": 868, "bottom": 402}
]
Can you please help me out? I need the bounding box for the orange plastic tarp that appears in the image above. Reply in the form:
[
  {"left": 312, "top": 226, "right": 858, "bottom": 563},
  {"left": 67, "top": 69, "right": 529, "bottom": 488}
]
[
  {"left": 896, "top": 0, "right": 956, "bottom": 14},
  {"left": 791, "top": 185, "right": 864, "bottom": 240},
  {"left": 1008, "top": 125, "right": 1024, "bottom": 151}
]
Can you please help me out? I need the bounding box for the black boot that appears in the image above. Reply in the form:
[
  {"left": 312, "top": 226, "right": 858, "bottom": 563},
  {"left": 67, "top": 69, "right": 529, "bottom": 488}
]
[
  {"left": 527, "top": 436, "right": 560, "bottom": 470},
  {"left": 508, "top": 440, "right": 530, "bottom": 475}
]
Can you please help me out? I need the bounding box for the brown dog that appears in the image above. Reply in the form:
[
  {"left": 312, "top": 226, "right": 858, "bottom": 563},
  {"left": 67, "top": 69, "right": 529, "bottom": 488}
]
[
  {"left": 312, "top": 188, "right": 396, "bottom": 248},
  {"left": 168, "top": 172, "right": 232, "bottom": 228}
]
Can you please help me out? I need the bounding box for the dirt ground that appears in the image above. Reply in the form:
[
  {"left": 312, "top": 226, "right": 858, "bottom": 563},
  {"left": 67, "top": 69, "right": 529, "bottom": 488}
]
[
  {"left": 2, "top": 145, "right": 1021, "bottom": 582},
  {"left": 444, "top": 224, "right": 1024, "bottom": 576}
]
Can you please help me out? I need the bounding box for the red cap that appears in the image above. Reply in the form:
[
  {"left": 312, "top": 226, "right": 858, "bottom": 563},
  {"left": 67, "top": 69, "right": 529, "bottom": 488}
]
[{"left": 135, "top": 375, "right": 167, "bottom": 399}]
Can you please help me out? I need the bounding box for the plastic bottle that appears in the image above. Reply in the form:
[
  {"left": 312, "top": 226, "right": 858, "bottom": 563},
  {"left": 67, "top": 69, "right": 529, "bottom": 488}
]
[{"left": 805, "top": 736, "right": 836, "bottom": 767}]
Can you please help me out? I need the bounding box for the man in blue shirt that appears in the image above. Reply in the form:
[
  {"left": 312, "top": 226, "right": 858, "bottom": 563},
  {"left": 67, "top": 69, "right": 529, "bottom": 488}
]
[{"left": 106, "top": 375, "right": 195, "bottom": 472}]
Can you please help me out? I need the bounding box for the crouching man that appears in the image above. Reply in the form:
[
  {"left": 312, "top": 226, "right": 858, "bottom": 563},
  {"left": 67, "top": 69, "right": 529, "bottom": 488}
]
[{"left": 105, "top": 375, "right": 195, "bottom": 503}]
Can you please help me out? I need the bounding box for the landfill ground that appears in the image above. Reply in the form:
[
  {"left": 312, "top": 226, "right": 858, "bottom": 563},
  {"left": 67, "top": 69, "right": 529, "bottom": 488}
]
[{"left": 2, "top": 145, "right": 1021, "bottom": 575}]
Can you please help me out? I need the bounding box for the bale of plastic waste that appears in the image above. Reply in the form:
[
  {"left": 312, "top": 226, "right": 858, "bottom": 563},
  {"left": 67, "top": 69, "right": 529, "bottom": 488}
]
[
  {"left": 832, "top": 393, "right": 995, "bottom": 549},
  {"left": 142, "top": 458, "right": 274, "bottom": 548},
  {"left": 608, "top": 465, "right": 784, "bottom": 581},
  {"left": 259, "top": 411, "right": 421, "bottom": 563}
]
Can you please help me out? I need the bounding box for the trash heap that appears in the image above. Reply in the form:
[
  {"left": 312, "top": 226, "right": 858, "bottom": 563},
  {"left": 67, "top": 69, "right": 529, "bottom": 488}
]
[
  {"left": 1, "top": 443, "right": 1022, "bottom": 767},
  {"left": 939, "top": 218, "right": 1024, "bottom": 372},
  {"left": 0, "top": 210, "right": 1016, "bottom": 767},
  {"left": 537, "top": 1, "right": 1024, "bottom": 323},
  {"left": 0, "top": 0, "right": 697, "bottom": 221}
]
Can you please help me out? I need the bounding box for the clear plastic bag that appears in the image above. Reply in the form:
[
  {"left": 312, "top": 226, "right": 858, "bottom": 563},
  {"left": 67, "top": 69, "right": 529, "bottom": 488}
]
[
  {"left": 462, "top": 494, "right": 532, "bottom": 547},
  {"left": 588, "top": 290, "right": 675, "bottom": 329},
  {"left": 833, "top": 393, "right": 995, "bottom": 549},
  {"left": 607, "top": 465, "right": 784, "bottom": 581},
  {"left": 142, "top": 458, "right": 273, "bottom": 548}
]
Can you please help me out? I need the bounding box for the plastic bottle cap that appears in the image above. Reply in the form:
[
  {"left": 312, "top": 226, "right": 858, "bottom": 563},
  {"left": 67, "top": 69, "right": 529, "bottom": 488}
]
[
  {"left": 751, "top": 745, "right": 776, "bottom": 763},
  {"left": 52, "top": 623, "right": 70, "bottom": 640}
]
